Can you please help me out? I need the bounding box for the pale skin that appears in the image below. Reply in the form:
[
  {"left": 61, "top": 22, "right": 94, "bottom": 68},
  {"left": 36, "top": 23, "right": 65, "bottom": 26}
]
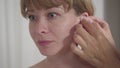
[
  {"left": 29, "top": 6, "right": 93, "bottom": 68},
  {"left": 71, "top": 16, "right": 120, "bottom": 68},
  {"left": 28, "top": 6, "right": 120, "bottom": 68}
]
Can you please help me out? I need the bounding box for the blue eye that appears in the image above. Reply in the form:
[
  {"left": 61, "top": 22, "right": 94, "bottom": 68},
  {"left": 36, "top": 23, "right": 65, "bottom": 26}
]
[
  {"left": 28, "top": 15, "right": 36, "bottom": 21},
  {"left": 47, "top": 12, "right": 58, "bottom": 19}
]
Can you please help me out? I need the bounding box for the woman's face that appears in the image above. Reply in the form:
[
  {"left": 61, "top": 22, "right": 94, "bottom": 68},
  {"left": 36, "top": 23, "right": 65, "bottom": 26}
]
[{"left": 28, "top": 6, "right": 80, "bottom": 56}]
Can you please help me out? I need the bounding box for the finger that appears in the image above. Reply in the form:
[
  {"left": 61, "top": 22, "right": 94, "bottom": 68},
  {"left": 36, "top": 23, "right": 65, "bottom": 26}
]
[
  {"left": 87, "top": 16, "right": 111, "bottom": 38},
  {"left": 73, "top": 31, "right": 87, "bottom": 50},
  {"left": 88, "top": 16, "right": 105, "bottom": 27},
  {"left": 81, "top": 17, "right": 101, "bottom": 38},
  {"left": 71, "top": 43, "right": 89, "bottom": 61},
  {"left": 89, "top": 16, "right": 110, "bottom": 32},
  {"left": 71, "top": 43, "right": 102, "bottom": 67},
  {"left": 90, "top": 17, "right": 115, "bottom": 45},
  {"left": 75, "top": 24, "right": 100, "bottom": 54},
  {"left": 89, "top": 16, "right": 116, "bottom": 46},
  {"left": 75, "top": 24, "right": 93, "bottom": 45},
  {"left": 94, "top": 18, "right": 109, "bottom": 30},
  {"left": 92, "top": 17, "right": 114, "bottom": 40},
  {"left": 74, "top": 30, "right": 100, "bottom": 62},
  {"left": 80, "top": 19, "right": 111, "bottom": 52}
]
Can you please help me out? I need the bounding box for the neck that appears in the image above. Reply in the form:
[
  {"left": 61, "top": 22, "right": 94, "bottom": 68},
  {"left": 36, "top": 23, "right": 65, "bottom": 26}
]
[{"left": 46, "top": 47, "right": 93, "bottom": 68}]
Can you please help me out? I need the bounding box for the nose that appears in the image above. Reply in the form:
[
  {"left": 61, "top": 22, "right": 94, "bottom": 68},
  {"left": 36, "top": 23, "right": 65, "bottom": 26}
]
[{"left": 34, "top": 19, "right": 49, "bottom": 35}]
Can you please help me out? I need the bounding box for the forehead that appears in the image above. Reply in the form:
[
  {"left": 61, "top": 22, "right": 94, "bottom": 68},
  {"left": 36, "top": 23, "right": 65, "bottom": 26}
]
[
  {"left": 27, "top": 5, "right": 66, "bottom": 14},
  {"left": 25, "top": 0, "right": 70, "bottom": 11}
]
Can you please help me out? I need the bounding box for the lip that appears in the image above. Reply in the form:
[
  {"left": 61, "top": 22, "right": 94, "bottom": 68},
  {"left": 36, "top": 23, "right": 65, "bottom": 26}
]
[{"left": 37, "top": 40, "right": 54, "bottom": 46}]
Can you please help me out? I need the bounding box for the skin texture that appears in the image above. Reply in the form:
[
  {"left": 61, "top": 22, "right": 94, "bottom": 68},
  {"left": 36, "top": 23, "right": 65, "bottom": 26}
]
[
  {"left": 29, "top": 6, "right": 80, "bottom": 56},
  {"left": 29, "top": 6, "right": 94, "bottom": 68},
  {"left": 28, "top": 5, "right": 120, "bottom": 68},
  {"left": 71, "top": 16, "right": 120, "bottom": 68}
]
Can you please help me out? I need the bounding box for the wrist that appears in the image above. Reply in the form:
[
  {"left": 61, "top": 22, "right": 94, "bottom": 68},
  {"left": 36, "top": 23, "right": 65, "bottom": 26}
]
[{"left": 104, "top": 56, "right": 120, "bottom": 68}]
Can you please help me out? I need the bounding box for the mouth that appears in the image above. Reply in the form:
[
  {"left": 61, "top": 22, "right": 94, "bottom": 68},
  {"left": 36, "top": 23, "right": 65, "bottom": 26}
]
[{"left": 37, "top": 40, "right": 54, "bottom": 46}]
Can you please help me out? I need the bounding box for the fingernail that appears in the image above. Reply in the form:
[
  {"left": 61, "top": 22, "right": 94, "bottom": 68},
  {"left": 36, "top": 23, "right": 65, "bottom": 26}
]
[
  {"left": 80, "top": 16, "right": 86, "bottom": 21},
  {"left": 86, "top": 17, "right": 93, "bottom": 23}
]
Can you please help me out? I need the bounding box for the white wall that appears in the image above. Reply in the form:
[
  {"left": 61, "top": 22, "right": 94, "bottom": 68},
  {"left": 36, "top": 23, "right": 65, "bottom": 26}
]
[
  {"left": 92, "top": 0, "right": 104, "bottom": 18},
  {"left": 0, "top": 0, "right": 22, "bottom": 68},
  {"left": 2, "top": 0, "right": 119, "bottom": 68}
]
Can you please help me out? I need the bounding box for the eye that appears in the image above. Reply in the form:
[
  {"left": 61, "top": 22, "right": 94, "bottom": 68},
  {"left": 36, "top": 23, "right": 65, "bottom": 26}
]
[
  {"left": 28, "top": 15, "right": 36, "bottom": 21},
  {"left": 47, "top": 12, "right": 59, "bottom": 19}
]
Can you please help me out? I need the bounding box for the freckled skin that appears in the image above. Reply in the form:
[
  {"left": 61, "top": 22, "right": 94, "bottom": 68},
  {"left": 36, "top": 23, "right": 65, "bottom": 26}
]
[{"left": 29, "top": 6, "right": 79, "bottom": 56}]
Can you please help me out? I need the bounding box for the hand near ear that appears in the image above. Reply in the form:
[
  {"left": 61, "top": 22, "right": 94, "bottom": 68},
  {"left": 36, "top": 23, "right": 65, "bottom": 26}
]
[{"left": 71, "top": 16, "right": 120, "bottom": 68}]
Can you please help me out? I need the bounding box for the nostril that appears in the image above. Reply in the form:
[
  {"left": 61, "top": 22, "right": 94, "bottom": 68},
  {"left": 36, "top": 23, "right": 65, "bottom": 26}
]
[
  {"left": 41, "top": 31, "right": 46, "bottom": 33},
  {"left": 36, "top": 30, "right": 48, "bottom": 36},
  {"left": 39, "top": 28, "right": 49, "bottom": 34}
]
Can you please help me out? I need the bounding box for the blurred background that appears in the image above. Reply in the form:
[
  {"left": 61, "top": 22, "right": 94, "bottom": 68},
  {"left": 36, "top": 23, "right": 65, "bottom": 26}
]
[{"left": 0, "top": 0, "right": 120, "bottom": 68}]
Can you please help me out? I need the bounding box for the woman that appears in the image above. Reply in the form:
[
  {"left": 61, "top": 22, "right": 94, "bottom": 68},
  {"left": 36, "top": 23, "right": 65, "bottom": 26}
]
[{"left": 21, "top": 0, "right": 120, "bottom": 68}]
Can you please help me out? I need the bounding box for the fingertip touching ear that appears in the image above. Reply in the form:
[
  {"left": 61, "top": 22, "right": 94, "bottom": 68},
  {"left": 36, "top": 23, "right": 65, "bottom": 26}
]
[
  {"left": 80, "top": 12, "right": 89, "bottom": 20},
  {"left": 76, "top": 12, "right": 89, "bottom": 24}
]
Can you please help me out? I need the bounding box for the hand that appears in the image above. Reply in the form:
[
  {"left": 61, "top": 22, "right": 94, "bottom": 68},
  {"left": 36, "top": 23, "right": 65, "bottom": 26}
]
[{"left": 71, "top": 16, "right": 120, "bottom": 68}]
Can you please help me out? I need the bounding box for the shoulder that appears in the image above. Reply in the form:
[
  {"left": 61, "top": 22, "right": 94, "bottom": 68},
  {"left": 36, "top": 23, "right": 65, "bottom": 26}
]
[
  {"left": 30, "top": 63, "right": 40, "bottom": 68},
  {"left": 30, "top": 62, "right": 41, "bottom": 68},
  {"left": 30, "top": 59, "right": 46, "bottom": 68}
]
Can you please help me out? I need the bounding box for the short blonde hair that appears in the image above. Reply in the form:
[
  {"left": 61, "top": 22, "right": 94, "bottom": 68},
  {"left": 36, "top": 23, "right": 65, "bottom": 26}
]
[{"left": 21, "top": 0, "right": 94, "bottom": 18}]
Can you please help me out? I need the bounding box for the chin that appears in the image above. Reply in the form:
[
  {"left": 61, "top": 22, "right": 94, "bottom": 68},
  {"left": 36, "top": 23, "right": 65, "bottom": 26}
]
[
  {"left": 39, "top": 48, "right": 60, "bottom": 57},
  {"left": 41, "top": 52, "right": 56, "bottom": 57},
  {"left": 37, "top": 42, "right": 68, "bottom": 57},
  {"left": 40, "top": 51, "right": 59, "bottom": 57}
]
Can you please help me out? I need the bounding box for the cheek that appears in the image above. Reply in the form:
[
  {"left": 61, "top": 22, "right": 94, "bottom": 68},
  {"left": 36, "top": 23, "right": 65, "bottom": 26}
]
[
  {"left": 29, "top": 23, "right": 35, "bottom": 40},
  {"left": 60, "top": 18, "right": 78, "bottom": 35},
  {"left": 29, "top": 24, "right": 32, "bottom": 36},
  {"left": 50, "top": 18, "right": 78, "bottom": 42}
]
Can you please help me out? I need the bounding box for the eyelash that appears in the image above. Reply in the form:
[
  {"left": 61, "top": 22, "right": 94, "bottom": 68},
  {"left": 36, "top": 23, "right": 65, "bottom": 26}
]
[
  {"left": 47, "top": 12, "right": 60, "bottom": 19},
  {"left": 27, "top": 12, "right": 60, "bottom": 22},
  {"left": 28, "top": 15, "right": 36, "bottom": 21}
]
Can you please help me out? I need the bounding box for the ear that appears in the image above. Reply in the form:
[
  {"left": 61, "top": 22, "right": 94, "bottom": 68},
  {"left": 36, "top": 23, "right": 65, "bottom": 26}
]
[
  {"left": 79, "top": 12, "right": 89, "bottom": 20},
  {"left": 76, "top": 12, "right": 89, "bottom": 24},
  {"left": 80, "top": 12, "right": 89, "bottom": 17}
]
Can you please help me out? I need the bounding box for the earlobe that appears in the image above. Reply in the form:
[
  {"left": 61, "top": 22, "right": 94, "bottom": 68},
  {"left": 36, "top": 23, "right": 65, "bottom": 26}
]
[
  {"left": 81, "top": 12, "right": 89, "bottom": 17},
  {"left": 76, "top": 12, "right": 89, "bottom": 24},
  {"left": 79, "top": 12, "right": 89, "bottom": 22}
]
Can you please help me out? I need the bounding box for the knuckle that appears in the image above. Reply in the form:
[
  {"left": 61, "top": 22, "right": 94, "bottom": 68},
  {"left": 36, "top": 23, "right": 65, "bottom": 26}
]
[
  {"left": 105, "top": 22, "right": 109, "bottom": 27},
  {"left": 96, "top": 34, "right": 104, "bottom": 40}
]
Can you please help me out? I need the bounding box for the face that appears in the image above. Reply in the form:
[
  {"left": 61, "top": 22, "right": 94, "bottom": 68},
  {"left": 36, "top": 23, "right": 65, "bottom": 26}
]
[{"left": 28, "top": 6, "right": 80, "bottom": 56}]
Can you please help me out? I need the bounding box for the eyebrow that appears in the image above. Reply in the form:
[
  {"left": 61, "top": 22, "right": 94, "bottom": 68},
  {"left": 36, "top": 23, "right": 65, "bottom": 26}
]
[
  {"left": 27, "top": 9, "right": 35, "bottom": 13},
  {"left": 27, "top": 5, "right": 65, "bottom": 12},
  {"left": 46, "top": 6, "right": 66, "bottom": 14},
  {"left": 26, "top": 7, "right": 66, "bottom": 18}
]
